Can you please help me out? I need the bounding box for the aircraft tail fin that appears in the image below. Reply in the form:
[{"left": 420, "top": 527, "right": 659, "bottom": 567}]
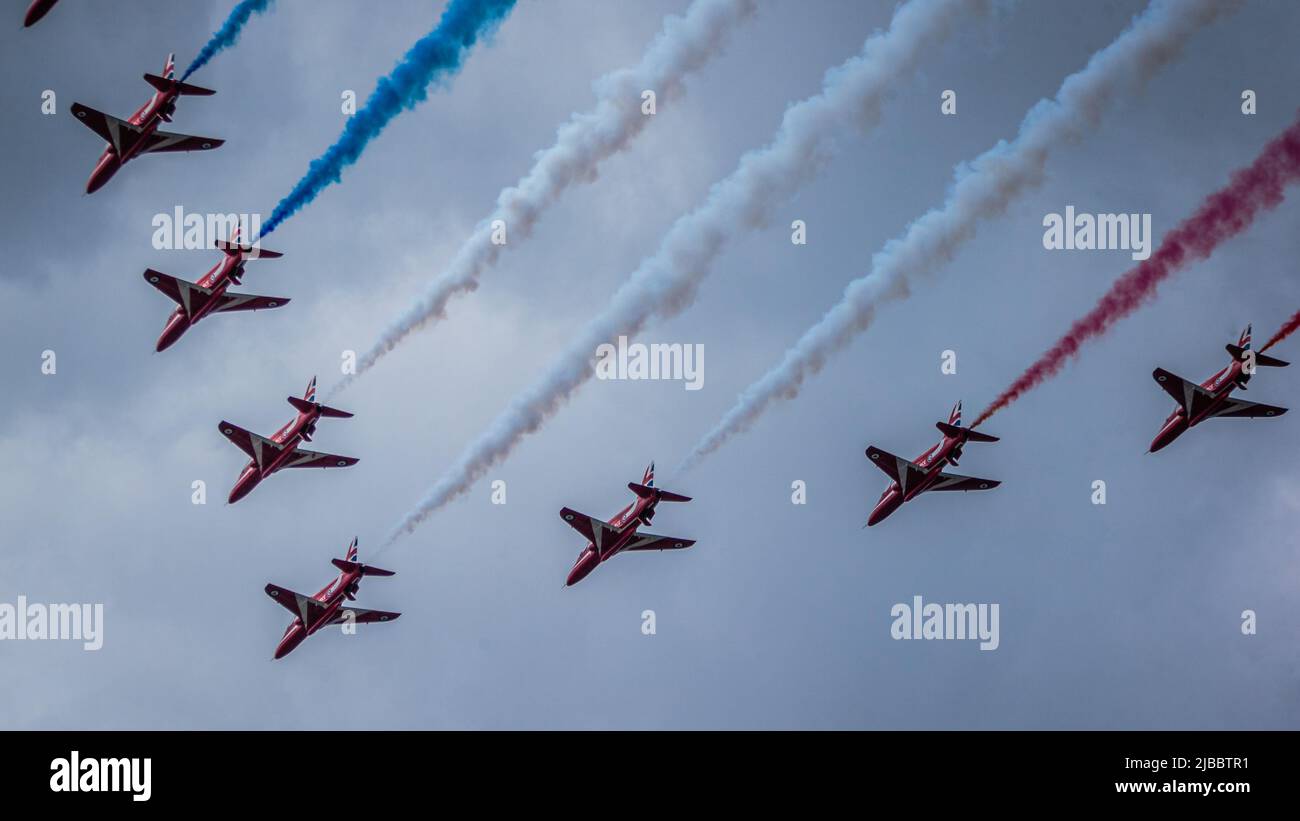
[
  {"left": 143, "top": 73, "right": 217, "bottom": 96},
  {"left": 934, "top": 400, "right": 997, "bottom": 440},
  {"left": 329, "top": 537, "right": 395, "bottom": 577},
  {"left": 1226, "top": 344, "right": 1289, "bottom": 367},
  {"left": 935, "top": 421, "right": 999, "bottom": 442},
  {"left": 628, "top": 482, "right": 692, "bottom": 503}
]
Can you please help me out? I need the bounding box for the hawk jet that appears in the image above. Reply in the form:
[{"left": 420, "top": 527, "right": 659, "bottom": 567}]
[
  {"left": 865, "top": 402, "right": 1000, "bottom": 527},
  {"left": 1149, "top": 325, "right": 1289, "bottom": 452},
  {"left": 559, "top": 463, "right": 695, "bottom": 586},
  {"left": 265, "top": 538, "right": 399, "bottom": 660}
]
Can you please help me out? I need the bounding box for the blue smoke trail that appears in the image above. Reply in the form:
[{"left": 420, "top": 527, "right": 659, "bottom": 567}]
[
  {"left": 259, "top": 0, "right": 518, "bottom": 238},
  {"left": 181, "top": 0, "right": 276, "bottom": 81}
]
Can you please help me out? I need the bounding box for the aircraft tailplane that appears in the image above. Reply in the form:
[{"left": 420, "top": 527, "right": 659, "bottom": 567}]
[
  {"left": 143, "top": 73, "right": 217, "bottom": 96},
  {"left": 628, "top": 482, "right": 691, "bottom": 502},
  {"left": 330, "top": 558, "right": 396, "bottom": 577},
  {"left": 935, "top": 421, "right": 999, "bottom": 442},
  {"left": 286, "top": 396, "right": 354, "bottom": 418},
  {"left": 1226, "top": 344, "right": 1289, "bottom": 367},
  {"left": 214, "top": 238, "right": 282, "bottom": 260}
]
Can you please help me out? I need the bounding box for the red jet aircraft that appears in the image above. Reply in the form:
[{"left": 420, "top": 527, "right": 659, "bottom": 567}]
[
  {"left": 865, "top": 402, "right": 1000, "bottom": 527},
  {"left": 70, "top": 53, "right": 223, "bottom": 193},
  {"left": 144, "top": 227, "right": 290, "bottom": 351},
  {"left": 219, "top": 377, "right": 358, "bottom": 504},
  {"left": 24, "top": 0, "right": 58, "bottom": 26},
  {"left": 265, "top": 538, "right": 400, "bottom": 660},
  {"left": 1149, "top": 325, "right": 1290, "bottom": 452},
  {"left": 559, "top": 463, "right": 695, "bottom": 586}
]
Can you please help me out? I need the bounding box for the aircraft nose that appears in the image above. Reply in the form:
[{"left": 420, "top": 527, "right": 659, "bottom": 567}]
[
  {"left": 155, "top": 315, "right": 188, "bottom": 352},
  {"left": 867, "top": 492, "right": 898, "bottom": 527},
  {"left": 273, "top": 626, "right": 306, "bottom": 659},
  {"left": 85, "top": 154, "right": 119, "bottom": 194},
  {"left": 228, "top": 475, "right": 254, "bottom": 504},
  {"left": 1149, "top": 416, "right": 1185, "bottom": 453},
  {"left": 24, "top": 0, "right": 56, "bottom": 27},
  {"left": 565, "top": 550, "right": 598, "bottom": 587}
]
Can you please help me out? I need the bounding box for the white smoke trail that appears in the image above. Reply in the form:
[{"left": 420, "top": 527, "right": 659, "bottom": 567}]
[
  {"left": 679, "top": 0, "right": 1237, "bottom": 470},
  {"left": 387, "top": 0, "right": 992, "bottom": 542},
  {"left": 331, "top": 0, "right": 758, "bottom": 399}
]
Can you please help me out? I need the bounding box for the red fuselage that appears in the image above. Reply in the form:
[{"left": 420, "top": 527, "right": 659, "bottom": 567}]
[
  {"left": 154, "top": 255, "right": 246, "bottom": 351},
  {"left": 867, "top": 432, "right": 968, "bottom": 526},
  {"left": 228, "top": 407, "right": 325, "bottom": 504},
  {"left": 273, "top": 567, "right": 363, "bottom": 660},
  {"left": 1149, "top": 358, "right": 1248, "bottom": 452},
  {"left": 566, "top": 495, "right": 660, "bottom": 586},
  {"left": 84, "top": 86, "right": 180, "bottom": 193}
]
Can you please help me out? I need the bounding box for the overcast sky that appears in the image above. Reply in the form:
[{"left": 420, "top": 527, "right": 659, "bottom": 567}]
[{"left": 1, "top": 0, "right": 1298, "bottom": 729}]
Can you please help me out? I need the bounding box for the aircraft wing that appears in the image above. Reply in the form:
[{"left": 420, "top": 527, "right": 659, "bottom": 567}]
[
  {"left": 264, "top": 584, "right": 327, "bottom": 624},
  {"left": 1209, "top": 398, "right": 1288, "bottom": 419},
  {"left": 213, "top": 292, "right": 290, "bottom": 313},
  {"left": 865, "top": 446, "right": 928, "bottom": 495},
  {"left": 140, "top": 129, "right": 224, "bottom": 154},
  {"left": 327, "top": 607, "right": 401, "bottom": 625},
  {"left": 278, "top": 448, "right": 359, "bottom": 469},
  {"left": 622, "top": 531, "right": 696, "bottom": 552},
  {"left": 925, "top": 472, "right": 1001, "bottom": 492},
  {"left": 218, "top": 421, "right": 282, "bottom": 469},
  {"left": 70, "top": 103, "right": 149, "bottom": 155},
  {"left": 559, "top": 507, "right": 621, "bottom": 555},
  {"left": 143, "top": 269, "right": 211, "bottom": 316},
  {"left": 1152, "top": 368, "right": 1217, "bottom": 417}
]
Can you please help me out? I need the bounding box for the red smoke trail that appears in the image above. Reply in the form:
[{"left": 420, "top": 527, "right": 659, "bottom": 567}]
[
  {"left": 974, "top": 112, "right": 1300, "bottom": 428},
  {"left": 1260, "top": 308, "right": 1300, "bottom": 352}
]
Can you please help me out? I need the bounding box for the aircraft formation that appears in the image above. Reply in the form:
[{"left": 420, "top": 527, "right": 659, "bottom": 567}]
[
  {"left": 36, "top": 17, "right": 710, "bottom": 657},
  {"left": 20, "top": 1, "right": 1298, "bottom": 664}
]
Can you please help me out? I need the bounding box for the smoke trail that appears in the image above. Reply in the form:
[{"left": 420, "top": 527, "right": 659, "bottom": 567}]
[
  {"left": 1260, "top": 308, "right": 1300, "bottom": 352},
  {"left": 181, "top": 0, "right": 276, "bottom": 81},
  {"left": 387, "top": 0, "right": 992, "bottom": 542},
  {"left": 259, "top": 0, "right": 518, "bottom": 238},
  {"left": 679, "top": 0, "right": 1236, "bottom": 471},
  {"left": 330, "top": 0, "right": 757, "bottom": 398},
  {"left": 973, "top": 112, "right": 1300, "bottom": 427}
]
